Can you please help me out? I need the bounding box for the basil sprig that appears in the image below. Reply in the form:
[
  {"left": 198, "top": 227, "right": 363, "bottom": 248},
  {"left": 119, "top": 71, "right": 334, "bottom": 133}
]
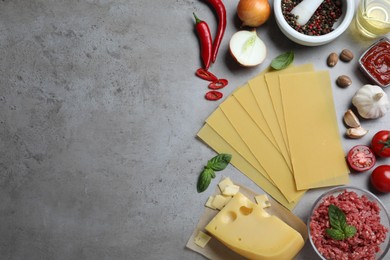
[
  {"left": 197, "top": 153, "right": 232, "bottom": 193},
  {"left": 271, "top": 51, "right": 294, "bottom": 70},
  {"left": 326, "top": 204, "right": 357, "bottom": 240}
]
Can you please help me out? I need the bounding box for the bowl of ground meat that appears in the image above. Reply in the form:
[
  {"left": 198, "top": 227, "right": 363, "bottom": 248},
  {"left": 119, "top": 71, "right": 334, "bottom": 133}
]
[
  {"left": 274, "top": 0, "right": 355, "bottom": 46},
  {"left": 308, "top": 186, "right": 390, "bottom": 260}
]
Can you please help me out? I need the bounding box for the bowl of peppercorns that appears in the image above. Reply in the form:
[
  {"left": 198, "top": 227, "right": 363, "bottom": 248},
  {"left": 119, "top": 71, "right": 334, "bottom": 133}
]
[{"left": 274, "top": 0, "right": 355, "bottom": 46}]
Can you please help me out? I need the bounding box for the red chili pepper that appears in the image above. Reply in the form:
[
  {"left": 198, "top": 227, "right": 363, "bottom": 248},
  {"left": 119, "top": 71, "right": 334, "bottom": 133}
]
[
  {"left": 205, "top": 0, "right": 227, "bottom": 63},
  {"left": 205, "top": 90, "right": 223, "bottom": 101},
  {"left": 208, "top": 79, "right": 228, "bottom": 89},
  {"left": 193, "top": 13, "right": 212, "bottom": 70},
  {"left": 195, "top": 68, "right": 218, "bottom": 81}
]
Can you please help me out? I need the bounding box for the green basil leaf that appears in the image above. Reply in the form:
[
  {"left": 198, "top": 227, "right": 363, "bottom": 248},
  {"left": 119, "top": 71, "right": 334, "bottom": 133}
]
[
  {"left": 271, "top": 51, "right": 294, "bottom": 70},
  {"left": 207, "top": 154, "right": 232, "bottom": 171},
  {"left": 344, "top": 225, "right": 357, "bottom": 238},
  {"left": 197, "top": 168, "right": 214, "bottom": 193},
  {"left": 328, "top": 204, "right": 346, "bottom": 230},
  {"left": 326, "top": 228, "right": 345, "bottom": 240},
  {"left": 326, "top": 204, "right": 356, "bottom": 240}
]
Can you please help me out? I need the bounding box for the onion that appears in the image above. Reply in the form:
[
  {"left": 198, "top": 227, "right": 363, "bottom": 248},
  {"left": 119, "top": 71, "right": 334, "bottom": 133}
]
[
  {"left": 237, "top": 0, "right": 271, "bottom": 27},
  {"left": 229, "top": 30, "right": 267, "bottom": 67}
]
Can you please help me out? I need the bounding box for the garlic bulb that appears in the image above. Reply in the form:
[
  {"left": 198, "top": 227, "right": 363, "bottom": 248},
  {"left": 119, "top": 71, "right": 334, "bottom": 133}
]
[{"left": 352, "top": 84, "right": 390, "bottom": 119}]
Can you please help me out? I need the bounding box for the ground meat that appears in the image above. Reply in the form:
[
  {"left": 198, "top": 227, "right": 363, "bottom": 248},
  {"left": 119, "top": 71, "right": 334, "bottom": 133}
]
[{"left": 310, "top": 190, "right": 388, "bottom": 260}]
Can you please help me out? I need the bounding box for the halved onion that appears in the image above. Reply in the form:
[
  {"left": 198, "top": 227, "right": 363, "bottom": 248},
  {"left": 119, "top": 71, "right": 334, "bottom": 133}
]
[{"left": 229, "top": 30, "right": 266, "bottom": 67}]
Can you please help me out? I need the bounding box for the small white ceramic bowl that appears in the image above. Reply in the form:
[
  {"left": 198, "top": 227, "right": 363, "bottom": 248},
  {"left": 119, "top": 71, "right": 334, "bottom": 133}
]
[
  {"left": 274, "top": 0, "right": 355, "bottom": 46},
  {"left": 308, "top": 186, "right": 390, "bottom": 260}
]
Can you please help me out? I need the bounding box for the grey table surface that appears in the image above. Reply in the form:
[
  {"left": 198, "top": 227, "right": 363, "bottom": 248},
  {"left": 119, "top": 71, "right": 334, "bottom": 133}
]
[{"left": 1, "top": 0, "right": 389, "bottom": 259}]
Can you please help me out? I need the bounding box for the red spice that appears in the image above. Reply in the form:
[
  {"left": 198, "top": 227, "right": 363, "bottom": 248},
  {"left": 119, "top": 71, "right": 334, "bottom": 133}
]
[
  {"left": 360, "top": 39, "right": 390, "bottom": 87},
  {"left": 195, "top": 68, "right": 218, "bottom": 82},
  {"left": 205, "top": 90, "right": 223, "bottom": 101},
  {"left": 208, "top": 79, "right": 228, "bottom": 90},
  {"left": 193, "top": 13, "right": 213, "bottom": 70},
  {"left": 204, "top": 0, "right": 226, "bottom": 63},
  {"left": 310, "top": 190, "right": 388, "bottom": 260}
]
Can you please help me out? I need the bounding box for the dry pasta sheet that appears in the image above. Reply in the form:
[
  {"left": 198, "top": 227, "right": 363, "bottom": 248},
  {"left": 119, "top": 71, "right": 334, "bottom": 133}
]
[{"left": 197, "top": 64, "right": 349, "bottom": 210}]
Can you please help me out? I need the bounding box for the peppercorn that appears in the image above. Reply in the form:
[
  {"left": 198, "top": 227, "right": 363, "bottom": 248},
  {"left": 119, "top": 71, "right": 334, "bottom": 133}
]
[{"left": 281, "top": 0, "right": 343, "bottom": 36}]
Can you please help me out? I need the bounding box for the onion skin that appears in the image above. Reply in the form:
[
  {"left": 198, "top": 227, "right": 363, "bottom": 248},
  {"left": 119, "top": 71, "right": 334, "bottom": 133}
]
[{"left": 237, "top": 0, "right": 271, "bottom": 27}]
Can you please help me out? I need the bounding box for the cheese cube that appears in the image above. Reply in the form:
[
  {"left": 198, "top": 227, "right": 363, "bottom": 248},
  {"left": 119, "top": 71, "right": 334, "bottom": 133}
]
[
  {"left": 255, "top": 194, "right": 271, "bottom": 209},
  {"left": 211, "top": 194, "right": 230, "bottom": 210},
  {"left": 194, "top": 231, "right": 211, "bottom": 248},
  {"left": 217, "top": 177, "right": 234, "bottom": 193},
  {"left": 222, "top": 184, "right": 240, "bottom": 196},
  {"left": 205, "top": 196, "right": 217, "bottom": 210}
]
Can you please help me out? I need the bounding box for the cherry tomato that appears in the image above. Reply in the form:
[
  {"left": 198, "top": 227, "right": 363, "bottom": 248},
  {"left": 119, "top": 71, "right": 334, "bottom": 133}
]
[
  {"left": 370, "top": 165, "right": 390, "bottom": 193},
  {"left": 346, "top": 145, "right": 376, "bottom": 172},
  {"left": 208, "top": 79, "right": 228, "bottom": 90},
  {"left": 205, "top": 90, "right": 223, "bottom": 101},
  {"left": 371, "top": 130, "right": 390, "bottom": 157}
]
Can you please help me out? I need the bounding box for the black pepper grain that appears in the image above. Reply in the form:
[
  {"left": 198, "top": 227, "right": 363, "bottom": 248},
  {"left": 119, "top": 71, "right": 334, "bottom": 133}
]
[{"left": 281, "top": 0, "right": 343, "bottom": 36}]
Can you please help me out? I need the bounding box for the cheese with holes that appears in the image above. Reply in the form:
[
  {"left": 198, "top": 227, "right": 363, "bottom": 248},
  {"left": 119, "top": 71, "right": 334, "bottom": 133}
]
[{"left": 205, "top": 192, "right": 304, "bottom": 260}]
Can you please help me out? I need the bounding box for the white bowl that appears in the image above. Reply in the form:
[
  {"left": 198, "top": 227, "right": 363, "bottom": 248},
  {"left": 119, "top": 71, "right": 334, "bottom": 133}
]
[
  {"left": 308, "top": 186, "right": 390, "bottom": 260},
  {"left": 274, "top": 0, "right": 355, "bottom": 46}
]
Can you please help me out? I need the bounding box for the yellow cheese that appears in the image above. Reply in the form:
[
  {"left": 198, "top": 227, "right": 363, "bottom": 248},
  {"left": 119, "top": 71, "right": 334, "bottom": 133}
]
[
  {"left": 279, "top": 71, "right": 350, "bottom": 190},
  {"left": 194, "top": 230, "right": 212, "bottom": 248},
  {"left": 219, "top": 97, "right": 305, "bottom": 203},
  {"left": 196, "top": 124, "right": 300, "bottom": 210},
  {"left": 212, "top": 194, "right": 231, "bottom": 210},
  {"left": 205, "top": 192, "right": 304, "bottom": 260},
  {"left": 222, "top": 184, "right": 240, "bottom": 196},
  {"left": 255, "top": 194, "right": 271, "bottom": 209},
  {"left": 205, "top": 196, "right": 217, "bottom": 210},
  {"left": 218, "top": 177, "right": 234, "bottom": 192}
]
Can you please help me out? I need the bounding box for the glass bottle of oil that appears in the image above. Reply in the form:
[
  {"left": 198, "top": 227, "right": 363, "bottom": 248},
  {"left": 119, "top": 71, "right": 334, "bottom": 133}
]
[{"left": 355, "top": 0, "right": 390, "bottom": 38}]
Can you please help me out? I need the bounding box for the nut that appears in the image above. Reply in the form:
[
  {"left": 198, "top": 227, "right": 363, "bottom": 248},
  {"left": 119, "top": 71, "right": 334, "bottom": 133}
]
[
  {"left": 343, "top": 109, "right": 360, "bottom": 128},
  {"left": 346, "top": 126, "right": 368, "bottom": 139},
  {"left": 340, "top": 49, "right": 354, "bottom": 62},
  {"left": 336, "top": 75, "right": 352, "bottom": 88},
  {"left": 327, "top": 52, "right": 338, "bottom": 67}
]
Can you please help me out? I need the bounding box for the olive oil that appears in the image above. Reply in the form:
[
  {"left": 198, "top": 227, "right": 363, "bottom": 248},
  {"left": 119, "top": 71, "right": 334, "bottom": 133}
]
[{"left": 356, "top": 0, "right": 390, "bottom": 38}]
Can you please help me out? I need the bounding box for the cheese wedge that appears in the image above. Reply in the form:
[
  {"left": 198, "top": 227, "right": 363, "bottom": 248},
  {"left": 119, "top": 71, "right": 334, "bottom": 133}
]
[{"left": 205, "top": 192, "right": 304, "bottom": 260}]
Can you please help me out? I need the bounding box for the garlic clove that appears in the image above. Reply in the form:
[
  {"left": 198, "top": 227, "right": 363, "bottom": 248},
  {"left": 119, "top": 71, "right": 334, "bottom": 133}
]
[
  {"left": 343, "top": 109, "right": 360, "bottom": 128},
  {"left": 346, "top": 126, "right": 368, "bottom": 139}
]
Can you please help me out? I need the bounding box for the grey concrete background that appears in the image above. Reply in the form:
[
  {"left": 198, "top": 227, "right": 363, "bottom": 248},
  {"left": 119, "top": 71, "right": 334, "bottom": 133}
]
[{"left": 0, "top": 0, "right": 389, "bottom": 259}]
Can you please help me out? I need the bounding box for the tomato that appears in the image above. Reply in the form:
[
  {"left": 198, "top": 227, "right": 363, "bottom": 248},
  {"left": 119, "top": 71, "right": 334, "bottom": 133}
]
[
  {"left": 346, "top": 145, "right": 376, "bottom": 172},
  {"left": 370, "top": 165, "right": 390, "bottom": 193},
  {"left": 371, "top": 130, "right": 390, "bottom": 157}
]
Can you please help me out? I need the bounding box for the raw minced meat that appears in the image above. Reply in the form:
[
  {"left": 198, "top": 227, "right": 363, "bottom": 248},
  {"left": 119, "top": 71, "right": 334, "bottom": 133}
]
[{"left": 310, "top": 190, "right": 388, "bottom": 260}]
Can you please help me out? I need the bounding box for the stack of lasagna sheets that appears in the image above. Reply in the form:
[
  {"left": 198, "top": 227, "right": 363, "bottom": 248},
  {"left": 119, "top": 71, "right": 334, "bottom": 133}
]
[{"left": 197, "top": 64, "right": 350, "bottom": 210}]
